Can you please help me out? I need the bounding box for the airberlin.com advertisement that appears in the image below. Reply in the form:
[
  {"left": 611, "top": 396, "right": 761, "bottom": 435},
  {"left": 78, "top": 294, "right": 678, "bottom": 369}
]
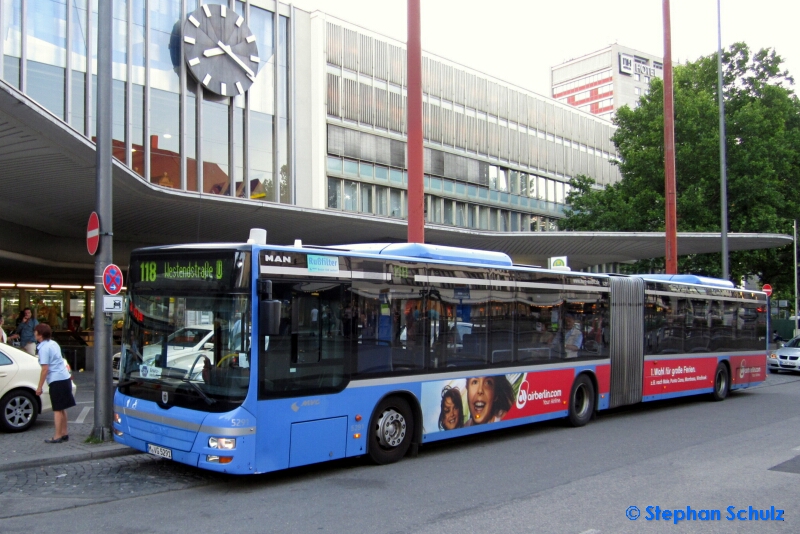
[{"left": 421, "top": 367, "right": 610, "bottom": 435}]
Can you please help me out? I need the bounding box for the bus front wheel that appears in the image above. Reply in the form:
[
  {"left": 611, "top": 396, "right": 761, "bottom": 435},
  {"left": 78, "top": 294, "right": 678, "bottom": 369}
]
[
  {"left": 368, "top": 396, "right": 414, "bottom": 465},
  {"left": 711, "top": 363, "right": 730, "bottom": 401},
  {"left": 567, "top": 374, "right": 595, "bottom": 427}
]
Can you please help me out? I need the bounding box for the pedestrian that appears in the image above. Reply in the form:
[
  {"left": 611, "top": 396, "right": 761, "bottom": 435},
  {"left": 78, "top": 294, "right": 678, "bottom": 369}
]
[
  {"left": 9, "top": 307, "right": 38, "bottom": 355},
  {"left": 0, "top": 316, "right": 6, "bottom": 343},
  {"left": 34, "top": 323, "right": 75, "bottom": 443}
]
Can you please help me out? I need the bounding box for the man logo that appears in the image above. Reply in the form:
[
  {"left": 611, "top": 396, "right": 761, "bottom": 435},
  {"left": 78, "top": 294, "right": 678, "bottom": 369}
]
[
  {"left": 162, "top": 391, "right": 169, "bottom": 404},
  {"left": 264, "top": 255, "right": 292, "bottom": 263}
]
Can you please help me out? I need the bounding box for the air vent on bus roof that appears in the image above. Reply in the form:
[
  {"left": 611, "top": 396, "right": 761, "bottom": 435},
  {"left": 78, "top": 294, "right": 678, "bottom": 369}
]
[{"left": 337, "top": 243, "right": 513, "bottom": 267}]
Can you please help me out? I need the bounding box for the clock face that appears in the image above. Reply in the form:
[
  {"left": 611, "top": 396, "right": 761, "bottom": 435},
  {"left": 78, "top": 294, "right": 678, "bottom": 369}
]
[{"left": 183, "top": 4, "right": 260, "bottom": 97}]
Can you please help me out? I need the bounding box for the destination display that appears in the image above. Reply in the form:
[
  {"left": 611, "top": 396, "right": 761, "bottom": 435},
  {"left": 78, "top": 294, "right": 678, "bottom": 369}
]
[{"left": 130, "top": 252, "right": 245, "bottom": 290}]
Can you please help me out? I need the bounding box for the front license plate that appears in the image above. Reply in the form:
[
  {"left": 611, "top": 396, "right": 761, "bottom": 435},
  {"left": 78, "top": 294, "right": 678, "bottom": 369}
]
[{"left": 148, "top": 444, "right": 172, "bottom": 460}]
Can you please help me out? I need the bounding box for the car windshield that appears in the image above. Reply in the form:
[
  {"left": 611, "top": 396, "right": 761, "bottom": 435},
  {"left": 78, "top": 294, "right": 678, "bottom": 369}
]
[
  {"left": 784, "top": 337, "right": 800, "bottom": 348},
  {"left": 119, "top": 292, "right": 251, "bottom": 413}
]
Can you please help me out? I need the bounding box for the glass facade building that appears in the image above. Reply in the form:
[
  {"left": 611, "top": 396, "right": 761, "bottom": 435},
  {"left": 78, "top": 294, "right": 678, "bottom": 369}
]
[
  {"left": 0, "top": 2, "right": 621, "bottom": 242},
  {"left": 1, "top": 0, "right": 292, "bottom": 201}
]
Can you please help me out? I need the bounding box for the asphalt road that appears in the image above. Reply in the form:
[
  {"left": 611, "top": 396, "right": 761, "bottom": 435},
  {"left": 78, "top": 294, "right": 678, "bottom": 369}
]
[{"left": 2, "top": 372, "right": 799, "bottom": 533}]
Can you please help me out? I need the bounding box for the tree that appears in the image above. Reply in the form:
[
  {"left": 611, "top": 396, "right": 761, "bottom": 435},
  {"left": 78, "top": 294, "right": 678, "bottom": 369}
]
[{"left": 561, "top": 43, "right": 800, "bottom": 295}]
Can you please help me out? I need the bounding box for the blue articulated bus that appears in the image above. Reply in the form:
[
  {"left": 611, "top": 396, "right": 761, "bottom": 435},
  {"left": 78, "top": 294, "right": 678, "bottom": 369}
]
[{"left": 113, "top": 229, "right": 767, "bottom": 474}]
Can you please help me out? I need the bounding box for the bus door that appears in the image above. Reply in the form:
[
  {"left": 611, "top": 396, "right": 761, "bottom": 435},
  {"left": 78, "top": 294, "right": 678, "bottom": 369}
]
[
  {"left": 260, "top": 280, "right": 351, "bottom": 391},
  {"left": 608, "top": 276, "right": 645, "bottom": 408},
  {"left": 257, "top": 279, "right": 352, "bottom": 469}
]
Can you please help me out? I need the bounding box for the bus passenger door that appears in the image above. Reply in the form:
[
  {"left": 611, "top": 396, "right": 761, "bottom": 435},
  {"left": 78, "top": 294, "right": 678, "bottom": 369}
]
[{"left": 257, "top": 280, "right": 352, "bottom": 470}]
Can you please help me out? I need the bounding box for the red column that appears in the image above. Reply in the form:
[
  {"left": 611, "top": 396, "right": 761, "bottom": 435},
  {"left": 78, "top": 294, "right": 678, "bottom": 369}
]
[
  {"left": 663, "top": 0, "right": 678, "bottom": 273},
  {"left": 406, "top": 0, "right": 424, "bottom": 243}
]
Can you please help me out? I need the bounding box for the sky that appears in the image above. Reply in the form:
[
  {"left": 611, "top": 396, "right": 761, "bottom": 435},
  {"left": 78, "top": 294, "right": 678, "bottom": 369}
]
[{"left": 289, "top": 0, "right": 799, "bottom": 97}]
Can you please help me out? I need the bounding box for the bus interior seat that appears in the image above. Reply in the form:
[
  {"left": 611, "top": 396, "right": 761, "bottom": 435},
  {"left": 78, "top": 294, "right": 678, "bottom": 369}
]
[{"left": 491, "top": 349, "right": 514, "bottom": 364}]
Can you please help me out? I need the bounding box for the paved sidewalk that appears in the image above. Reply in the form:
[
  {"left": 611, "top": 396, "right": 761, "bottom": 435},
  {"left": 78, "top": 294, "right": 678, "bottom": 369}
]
[{"left": 0, "top": 372, "right": 139, "bottom": 472}]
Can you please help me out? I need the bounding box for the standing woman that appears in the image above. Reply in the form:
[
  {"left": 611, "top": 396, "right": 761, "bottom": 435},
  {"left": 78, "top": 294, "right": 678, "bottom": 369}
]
[
  {"left": 34, "top": 324, "right": 75, "bottom": 443},
  {"left": 0, "top": 316, "right": 7, "bottom": 343},
  {"left": 9, "top": 308, "right": 38, "bottom": 355}
]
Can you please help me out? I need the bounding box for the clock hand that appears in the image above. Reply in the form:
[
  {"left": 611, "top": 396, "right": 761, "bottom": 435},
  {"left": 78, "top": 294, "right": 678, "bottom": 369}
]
[
  {"left": 203, "top": 47, "right": 224, "bottom": 57},
  {"left": 217, "top": 41, "right": 255, "bottom": 77}
]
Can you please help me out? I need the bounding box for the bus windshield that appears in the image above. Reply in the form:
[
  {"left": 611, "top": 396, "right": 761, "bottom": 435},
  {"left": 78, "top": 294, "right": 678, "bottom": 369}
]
[{"left": 119, "top": 292, "right": 251, "bottom": 413}]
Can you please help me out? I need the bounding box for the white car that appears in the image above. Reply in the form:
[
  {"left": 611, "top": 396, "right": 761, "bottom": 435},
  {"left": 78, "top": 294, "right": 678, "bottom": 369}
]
[
  {"left": 113, "top": 325, "right": 216, "bottom": 380},
  {"left": 768, "top": 336, "right": 800, "bottom": 373},
  {"left": 0, "top": 344, "right": 77, "bottom": 432}
]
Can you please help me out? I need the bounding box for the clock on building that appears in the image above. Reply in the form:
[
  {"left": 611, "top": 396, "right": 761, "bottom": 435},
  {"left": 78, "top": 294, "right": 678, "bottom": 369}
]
[{"left": 183, "top": 3, "right": 259, "bottom": 97}]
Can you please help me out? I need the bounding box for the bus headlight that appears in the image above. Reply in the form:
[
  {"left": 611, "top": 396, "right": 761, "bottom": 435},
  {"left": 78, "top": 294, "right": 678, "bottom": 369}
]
[
  {"left": 208, "top": 437, "right": 236, "bottom": 450},
  {"left": 114, "top": 412, "right": 122, "bottom": 424}
]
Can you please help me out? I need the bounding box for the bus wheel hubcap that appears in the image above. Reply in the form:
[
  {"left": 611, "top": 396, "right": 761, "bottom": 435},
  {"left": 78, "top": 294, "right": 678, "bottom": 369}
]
[{"left": 376, "top": 408, "right": 406, "bottom": 448}]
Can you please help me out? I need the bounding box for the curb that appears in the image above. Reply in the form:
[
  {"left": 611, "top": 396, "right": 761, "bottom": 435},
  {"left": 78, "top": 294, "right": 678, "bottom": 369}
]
[{"left": 0, "top": 447, "right": 142, "bottom": 473}]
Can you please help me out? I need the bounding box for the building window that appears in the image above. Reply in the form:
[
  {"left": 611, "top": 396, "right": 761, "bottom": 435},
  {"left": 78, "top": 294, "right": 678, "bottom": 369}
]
[
  {"left": 390, "top": 189, "right": 402, "bottom": 218},
  {"left": 327, "top": 156, "right": 343, "bottom": 173},
  {"left": 343, "top": 159, "right": 358, "bottom": 177},
  {"left": 328, "top": 178, "right": 342, "bottom": 209},
  {"left": 360, "top": 184, "right": 373, "bottom": 213},
  {"left": 343, "top": 180, "right": 358, "bottom": 212}
]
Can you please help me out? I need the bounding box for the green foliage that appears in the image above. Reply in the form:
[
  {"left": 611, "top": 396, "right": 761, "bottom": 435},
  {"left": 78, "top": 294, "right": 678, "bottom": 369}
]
[{"left": 561, "top": 43, "right": 800, "bottom": 295}]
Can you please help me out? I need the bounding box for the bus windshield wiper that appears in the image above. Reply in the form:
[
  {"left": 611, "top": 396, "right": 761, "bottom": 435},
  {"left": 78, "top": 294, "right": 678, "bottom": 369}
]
[{"left": 181, "top": 378, "right": 216, "bottom": 405}]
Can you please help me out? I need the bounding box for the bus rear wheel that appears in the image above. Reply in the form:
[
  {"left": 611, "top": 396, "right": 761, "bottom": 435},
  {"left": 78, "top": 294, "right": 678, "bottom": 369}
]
[
  {"left": 567, "top": 374, "right": 595, "bottom": 427},
  {"left": 711, "top": 363, "right": 730, "bottom": 401},
  {"left": 368, "top": 396, "right": 414, "bottom": 465}
]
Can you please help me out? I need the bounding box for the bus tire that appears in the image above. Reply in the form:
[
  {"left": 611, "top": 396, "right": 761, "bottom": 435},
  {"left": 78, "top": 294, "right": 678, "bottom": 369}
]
[
  {"left": 368, "top": 396, "right": 414, "bottom": 465},
  {"left": 567, "top": 374, "right": 595, "bottom": 427},
  {"left": 711, "top": 362, "right": 730, "bottom": 401}
]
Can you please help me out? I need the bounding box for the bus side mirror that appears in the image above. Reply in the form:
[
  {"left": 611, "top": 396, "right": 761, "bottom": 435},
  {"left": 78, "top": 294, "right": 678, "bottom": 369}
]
[{"left": 259, "top": 300, "right": 281, "bottom": 337}]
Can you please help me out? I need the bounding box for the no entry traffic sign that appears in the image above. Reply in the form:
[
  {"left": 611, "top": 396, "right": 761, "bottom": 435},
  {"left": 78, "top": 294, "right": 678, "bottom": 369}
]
[
  {"left": 762, "top": 284, "right": 773, "bottom": 297},
  {"left": 87, "top": 212, "right": 100, "bottom": 255},
  {"left": 103, "top": 264, "right": 123, "bottom": 295}
]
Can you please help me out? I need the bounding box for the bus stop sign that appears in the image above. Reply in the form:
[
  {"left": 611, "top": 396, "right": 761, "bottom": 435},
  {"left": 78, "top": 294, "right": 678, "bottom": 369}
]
[
  {"left": 103, "top": 264, "right": 123, "bottom": 295},
  {"left": 763, "top": 284, "right": 773, "bottom": 297}
]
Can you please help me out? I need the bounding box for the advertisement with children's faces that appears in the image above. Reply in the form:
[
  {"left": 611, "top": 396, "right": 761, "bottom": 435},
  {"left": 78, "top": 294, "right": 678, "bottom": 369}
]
[{"left": 421, "top": 369, "right": 578, "bottom": 434}]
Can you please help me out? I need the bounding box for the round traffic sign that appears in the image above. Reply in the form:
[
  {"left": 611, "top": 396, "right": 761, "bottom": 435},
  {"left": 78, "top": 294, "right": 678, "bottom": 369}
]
[
  {"left": 87, "top": 212, "right": 100, "bottom": 256},
  {"left": 762, "top": 284, "right": 773, "bottom": 297},
  {"left": 103, "top": 264, "right": 124, "bottom": 295}
]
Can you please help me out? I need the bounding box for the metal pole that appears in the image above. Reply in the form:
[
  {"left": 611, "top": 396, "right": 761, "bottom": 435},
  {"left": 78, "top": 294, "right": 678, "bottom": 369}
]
[
  {"left": 717, "top": 0, "right": 729, "bottom": 281},
  {"left": 92, "top": 0, "right": 114, "bottom": 441},
  {"left": 794, "top": 220, "right": 798, "bottom": 335},
  {"left": 662, "top": 0, "right": 678, "bottom": 274},
  {"left": 406, "top": 0, "right": 424, "bottom": 243}
]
